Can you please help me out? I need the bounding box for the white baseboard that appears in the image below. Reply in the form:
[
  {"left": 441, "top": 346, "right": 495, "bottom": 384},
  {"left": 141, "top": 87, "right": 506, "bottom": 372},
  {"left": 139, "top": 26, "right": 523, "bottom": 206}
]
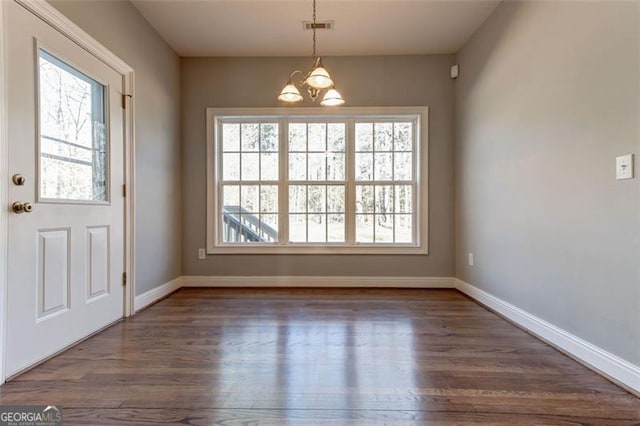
[
  {"left": 181, "top": 275, "right": 455, "bottom": 288},
  {"left": 134, "top": 277, "right": 182, "bottom": 312},
  {"left": 455, "top": 278, "right": 640, "bottom": 395}
]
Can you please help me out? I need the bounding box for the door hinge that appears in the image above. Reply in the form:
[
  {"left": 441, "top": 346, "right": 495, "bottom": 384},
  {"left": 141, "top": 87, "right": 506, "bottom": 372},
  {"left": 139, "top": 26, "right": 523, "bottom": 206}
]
[
  {"left": 122, "top": 272, "right": 127, "bottom": 287},
  {"left": 122, "top": 184, "right": 126, "bottom": 197},
  {"left": 122, "top": 94, "right": 132, "bottom": 109}
]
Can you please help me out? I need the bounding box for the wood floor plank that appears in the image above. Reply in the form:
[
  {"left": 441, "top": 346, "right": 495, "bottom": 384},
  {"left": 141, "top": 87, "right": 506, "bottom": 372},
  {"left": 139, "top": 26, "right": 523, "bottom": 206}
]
[
  {"left": 61, "top": 408, "right": 640, "bottom": 426},
  {"left": 0, "top": 288, "right": 638, "bottom": 424}
]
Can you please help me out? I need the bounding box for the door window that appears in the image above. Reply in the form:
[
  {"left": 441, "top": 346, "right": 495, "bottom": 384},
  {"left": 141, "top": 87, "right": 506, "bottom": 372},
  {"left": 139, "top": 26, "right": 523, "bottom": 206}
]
[{"left": 38, "top": 48, "right": 108, "bottom": 202}]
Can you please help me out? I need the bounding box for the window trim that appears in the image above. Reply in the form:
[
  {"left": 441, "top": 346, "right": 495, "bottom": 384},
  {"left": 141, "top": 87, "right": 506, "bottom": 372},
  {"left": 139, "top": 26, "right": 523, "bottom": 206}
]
[{"left": 206, "top": 106, "right": 429, "bottom": 254}]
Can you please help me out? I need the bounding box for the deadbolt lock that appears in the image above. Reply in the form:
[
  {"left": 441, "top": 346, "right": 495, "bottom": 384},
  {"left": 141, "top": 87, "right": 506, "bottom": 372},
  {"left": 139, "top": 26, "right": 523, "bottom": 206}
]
[
  {"left": 12, "top": 174, "right": 26, "bottom": 186},
  {"left": 12, "top": 201, "right": 33, "bottom": 214}
]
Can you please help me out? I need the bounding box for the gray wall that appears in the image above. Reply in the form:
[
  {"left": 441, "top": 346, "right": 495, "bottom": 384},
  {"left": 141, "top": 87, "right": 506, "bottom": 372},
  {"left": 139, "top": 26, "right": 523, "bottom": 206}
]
[
  {"left": 49, "top": 1, "right": 182, "bottom": 294},
  {"left": 182, "top": 56, "right": 455, "bottom": 276},
  {"left": 455, "top": 1, "right": 640, "bottom": 364}
]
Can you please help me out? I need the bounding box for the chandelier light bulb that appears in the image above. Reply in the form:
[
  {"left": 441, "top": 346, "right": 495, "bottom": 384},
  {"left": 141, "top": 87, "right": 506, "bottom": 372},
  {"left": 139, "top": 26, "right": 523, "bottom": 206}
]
[
  {"left": 320, "top": 88, "right": 345, "bottom": 106},
  {"left": 306, "top": 65, "right": 333, "bottom": 89},
  {"left": 278, "top": 83, "right": 303, "bottom": 103}
]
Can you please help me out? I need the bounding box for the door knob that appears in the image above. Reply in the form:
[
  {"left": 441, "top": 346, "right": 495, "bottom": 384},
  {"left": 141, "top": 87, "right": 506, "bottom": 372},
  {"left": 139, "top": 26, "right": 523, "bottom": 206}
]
[{"left": 12, "top": 201, "right": 33, "bottom": 214}]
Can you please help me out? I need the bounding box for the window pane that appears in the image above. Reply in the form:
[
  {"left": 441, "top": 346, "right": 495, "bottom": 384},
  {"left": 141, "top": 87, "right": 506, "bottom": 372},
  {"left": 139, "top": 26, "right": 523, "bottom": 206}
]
[
  {"left": 289, "top": 214, "right": 307, "bottom": 242},
  {"left": 308, "top": 214, "right": 327, "bottom": 242},
  {"left": 39, "top": 49, "right": 107, "bottom": 201},
  {"left": 375, "top": 185, "right": 394, "bottom": 214},
  {"left": 222, "top": 213, "right": 241, "bottom": 243},
  {"left": 307, "top": 185, "right": 326, "bottom": 213},
  {"left": 308, "top": 153, "right": 326, "bottom": 181},
  {"left": 327, "top": 153, "right": 344, "bottom": 181},
  {"left": 241, "top": 153, "right": 259, "bottom": 180},
  {"left": 222, "top": 123, "right": 240, "bottom": 151},
  {"left": 355, "top": 123, "right": 373, "bottom": 151},
  {"left": 289, "top": 123, "right": 306, "bottom": 151},
  {"left": 260, "top": 185, "right": 278, "bottom": 213},
  {"left": 395, "top": 185, "right": 412, "bottom": 213},
  {"left": 356, "top": 185, "right": 374, "bottom": 213},
  {"left": 308, "top": 123, "right": 326, "bottom": 151},
  {"left": 289, "top": 153, "right": 306, "bottom": 180},
  {"left": 260, "top": 214, "right": 278, "bottom": 242},
  {"left": 356, "top": 214, "right": 374, "bottom": 243},
  {"left": 261, "top": 153, "right": 278, "bottom": 181},
  {"left": 375, "top": 215, "right": 394, "bottom": 243},
  {"left": 374, "top": 153, "right": 393, "bottom": 180},
  {"left": 260, "top": 123, "right": 278, "bottom": 152},
  {"left": 223, "top": 185, "right": 239, "bottom": 207},
  {"left": 374, "top": 123, "right": 393, "bottom": 151},
  {"left": 241, "top": 185, "right": 259, "bottom": 212},
  {"left": 394, "top": 152, "right": 412, "bottom": 180},
  {"left": 328, "top": 214, "right": 345, "bottom": 242},
  {"left": 395, "top": 214, "right": 412, "bottom": 243},
  {"left": 222, "top": 153, "right": 239, "bottom": 180},
  {"left": 241, "top": 123, "right": 259, "bottom": 151},
  {"left": 289, "top": 186, "right": 306, "bottom": 213},
  {"left": 328, "top": 123, "right": 345, "bottom": 152},
  {"left": 327, "top": 186, "right": 345, "bottom": 212},
  {"left": 355, "top": 153, "right": 373, "bottom": 181},
  {"left": 394, "top": 122, "right": 412, "bottom": 151}
]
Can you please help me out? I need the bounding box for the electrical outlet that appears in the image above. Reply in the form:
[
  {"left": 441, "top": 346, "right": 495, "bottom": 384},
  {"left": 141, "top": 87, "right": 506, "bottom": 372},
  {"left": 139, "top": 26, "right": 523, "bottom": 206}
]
[
  {"left": 468, "top": 253, "right": 474, "bottom": 267},
  {"left": 198, "top": 248, "right": 206, "bottom": 260}
]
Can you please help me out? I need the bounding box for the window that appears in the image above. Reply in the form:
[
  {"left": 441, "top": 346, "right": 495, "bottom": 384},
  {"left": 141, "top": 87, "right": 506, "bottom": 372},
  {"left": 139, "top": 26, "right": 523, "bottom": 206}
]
[
  {"left": 38, "top": 48, "right": 108, "bottom": 203},
  {"left": 207, "top": 107, "right": 428, "bottom": 254}
]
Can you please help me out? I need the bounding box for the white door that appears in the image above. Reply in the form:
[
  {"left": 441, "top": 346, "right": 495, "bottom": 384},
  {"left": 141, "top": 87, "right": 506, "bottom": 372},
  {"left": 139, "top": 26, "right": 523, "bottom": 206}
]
[{"left": 5, "top": 1, "right": 125, "bottom": 377}]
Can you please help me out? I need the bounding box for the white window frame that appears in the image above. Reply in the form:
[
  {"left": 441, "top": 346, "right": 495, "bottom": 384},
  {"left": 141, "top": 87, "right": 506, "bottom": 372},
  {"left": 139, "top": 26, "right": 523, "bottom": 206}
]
[{"left": 206, "top": 106, "right": 429, "bottom": 254}]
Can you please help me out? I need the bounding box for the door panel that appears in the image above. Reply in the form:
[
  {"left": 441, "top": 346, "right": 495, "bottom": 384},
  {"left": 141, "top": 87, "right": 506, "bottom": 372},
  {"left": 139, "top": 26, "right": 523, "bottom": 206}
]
[
  {"left": 87, "top": 225, "right": 110, "bottom": 301},
  {"left": 6, "top": 0, "right": 125, "bottom": 377},
  {"left": 37, "top": 228, "right": 70, "bottom": 319}
]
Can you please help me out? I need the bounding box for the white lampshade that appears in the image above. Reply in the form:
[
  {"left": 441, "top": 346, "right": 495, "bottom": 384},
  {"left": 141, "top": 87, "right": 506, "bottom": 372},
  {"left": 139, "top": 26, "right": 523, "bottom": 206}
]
[
  {"left": 305, "top": 66, "right": 333, "bottom": 89},
  {"left": 278, "top": 83, "right": 303, "bottom": 102},
  {"left": 320, "top": 88, "right": 345, "bottom": 106}
]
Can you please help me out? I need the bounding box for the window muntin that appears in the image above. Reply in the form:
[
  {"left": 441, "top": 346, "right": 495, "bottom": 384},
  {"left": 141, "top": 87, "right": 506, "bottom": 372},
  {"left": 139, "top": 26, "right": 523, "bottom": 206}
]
[{"left": 210, "top": 108, "right": 426, "bottom": 253}]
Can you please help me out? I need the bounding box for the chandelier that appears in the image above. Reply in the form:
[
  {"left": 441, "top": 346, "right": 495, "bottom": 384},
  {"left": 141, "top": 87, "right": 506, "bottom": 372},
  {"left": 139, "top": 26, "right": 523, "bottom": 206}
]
[{"left": 277, "top": 0, "right": 345, "bottom": 106}]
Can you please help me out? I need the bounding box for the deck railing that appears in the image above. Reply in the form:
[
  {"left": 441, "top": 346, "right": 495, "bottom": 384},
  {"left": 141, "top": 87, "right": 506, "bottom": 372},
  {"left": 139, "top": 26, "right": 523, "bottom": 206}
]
[{"left": 222, "top": 206, "right": 278, "bottom": 243}]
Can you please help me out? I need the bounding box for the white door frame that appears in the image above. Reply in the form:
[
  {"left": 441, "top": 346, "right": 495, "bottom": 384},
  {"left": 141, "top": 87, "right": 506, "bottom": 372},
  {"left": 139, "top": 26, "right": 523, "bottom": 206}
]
[{"left": 0, "top": 0, "right": 136, "bottom": 384}]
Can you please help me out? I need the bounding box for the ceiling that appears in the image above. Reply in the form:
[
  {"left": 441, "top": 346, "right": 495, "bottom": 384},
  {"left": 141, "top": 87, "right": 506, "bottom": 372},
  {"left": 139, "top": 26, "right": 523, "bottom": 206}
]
[{"left": 131, "top": 0, "right": 501, "bottom": 57}]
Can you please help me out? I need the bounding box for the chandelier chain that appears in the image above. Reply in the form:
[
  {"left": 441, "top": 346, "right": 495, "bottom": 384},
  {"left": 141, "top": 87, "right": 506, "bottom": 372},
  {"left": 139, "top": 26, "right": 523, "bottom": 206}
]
[{"left": 312, "top": 0, "right": 317, "bottom": 57}]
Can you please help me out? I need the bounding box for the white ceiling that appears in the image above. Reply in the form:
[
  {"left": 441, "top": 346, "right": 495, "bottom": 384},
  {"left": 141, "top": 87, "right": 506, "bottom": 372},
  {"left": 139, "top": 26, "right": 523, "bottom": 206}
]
[{"left": 131, "top": 0, "right": 501, "bottom": 57}]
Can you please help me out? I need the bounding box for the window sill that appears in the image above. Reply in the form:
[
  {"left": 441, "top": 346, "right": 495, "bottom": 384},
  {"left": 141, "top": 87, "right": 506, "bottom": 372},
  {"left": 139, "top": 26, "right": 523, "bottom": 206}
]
[{"left": 206, "top": 244, "right": 428, "bottom": 255}]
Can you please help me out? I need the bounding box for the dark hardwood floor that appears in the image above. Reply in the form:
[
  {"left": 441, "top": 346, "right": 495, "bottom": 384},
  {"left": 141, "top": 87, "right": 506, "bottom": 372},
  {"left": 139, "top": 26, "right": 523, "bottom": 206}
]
[{"left": 1, "top": 288, "right": 638, "bottom": 425}]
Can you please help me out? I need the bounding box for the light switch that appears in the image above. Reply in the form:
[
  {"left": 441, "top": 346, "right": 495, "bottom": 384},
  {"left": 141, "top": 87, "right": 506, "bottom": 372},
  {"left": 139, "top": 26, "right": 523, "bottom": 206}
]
[
  {"left": 198, "top": 248, "right": 206, "bottom": 259},
  {"left": 468, "top": 253, "right": 474, "bottom": 267},
  {"left": 616, "top": 154, "right": 634, "bottom": 180}
]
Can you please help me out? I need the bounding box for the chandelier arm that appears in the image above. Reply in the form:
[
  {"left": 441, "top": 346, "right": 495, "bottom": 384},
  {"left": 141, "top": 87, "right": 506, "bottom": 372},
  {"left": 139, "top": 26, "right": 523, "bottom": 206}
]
[{"left": 289, "top": 69, "right": 305, "bottom": 82}]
